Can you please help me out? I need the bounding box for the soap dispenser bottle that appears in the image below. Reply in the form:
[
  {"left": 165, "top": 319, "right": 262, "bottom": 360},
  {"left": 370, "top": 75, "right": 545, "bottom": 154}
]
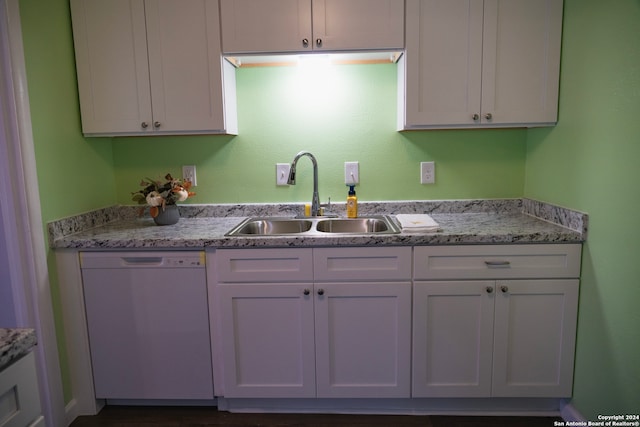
[{"left": 346, "top": 185, "right": 358, "bottom": 218}]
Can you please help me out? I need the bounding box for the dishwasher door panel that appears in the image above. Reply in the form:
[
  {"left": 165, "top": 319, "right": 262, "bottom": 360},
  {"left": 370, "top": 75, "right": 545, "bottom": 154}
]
[{"left": 82, "top": 267, "right": 213, "bottom": 400}]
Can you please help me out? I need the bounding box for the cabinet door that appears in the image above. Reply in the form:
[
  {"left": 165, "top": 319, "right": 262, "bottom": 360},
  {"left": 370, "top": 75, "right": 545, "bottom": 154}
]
[
  {"left": 71, "top": 0, "right": 152, "bottom": 134},
  {"left": 314, "top": 282, "right": 411, "bottom": 398},
  {"left": 412, "top": 281, "right": 495, "bottom": 397},
  {"left": 492, "top": 279, "right": 579, "bottom": 397},
  {"left": 312, "top": 0, "right": 405, "bottom": 51},
  {"left": 402, "top": 0, "right": 484, "bottom": 127},
  {"left": 481, "top": 0, "right": 563, "bottom": 126},
  {"left": 145, "top": 0, "right": 226, "bottom": 132},
  {"left": 220, "top": 0, "right": 312, "bottom": 53},
  {"left": 218, "top": 283, "right": 316, "bottom": 398}
]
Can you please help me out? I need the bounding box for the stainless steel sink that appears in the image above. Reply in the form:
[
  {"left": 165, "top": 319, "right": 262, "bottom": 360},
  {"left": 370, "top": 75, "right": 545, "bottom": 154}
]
[
  {"left": 226, "top": 218, "right": 313, "bottom": 236},
  {"left": 225, "top": 215, "right": 400, "bottom": 236},
  {"left": 315, "top": 217, "right": 394, "bottom": 233}
]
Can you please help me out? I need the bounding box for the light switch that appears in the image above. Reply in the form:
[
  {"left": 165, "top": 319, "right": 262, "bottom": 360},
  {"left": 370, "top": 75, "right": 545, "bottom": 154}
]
[
  {"left": 345, "top": 161, "right": 359, "bottom": 185},
  {"left": 276, "top": 163, "right": 291, "bottom": 186}
]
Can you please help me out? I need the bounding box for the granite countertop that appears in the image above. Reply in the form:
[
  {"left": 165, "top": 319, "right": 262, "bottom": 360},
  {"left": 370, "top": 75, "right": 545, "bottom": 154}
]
[
  {"left": 0, "top": 328, "right": 37, "bottom": 371},
  {"left": 49, "top": 199, "right": 587, "bottom": 250}
]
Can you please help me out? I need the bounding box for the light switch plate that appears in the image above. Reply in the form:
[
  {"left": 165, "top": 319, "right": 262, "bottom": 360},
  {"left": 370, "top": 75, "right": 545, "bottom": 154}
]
[
  {"left": 182, "top": 165, "right": 197, "bottom": 186},
  {"left": 420, "top": 161, "right": 435, "bottom": 184},
  {"left": 345, "top": 161, "right": 359, "bottom": 185},
  {"left": 276, "top": 163, "right": 291, "bottom": 186}
]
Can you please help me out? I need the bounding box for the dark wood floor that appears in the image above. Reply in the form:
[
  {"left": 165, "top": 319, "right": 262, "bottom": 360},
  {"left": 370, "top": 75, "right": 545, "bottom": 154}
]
[{"left": 70, "top": 406, "right": 563, "bottom": 427}]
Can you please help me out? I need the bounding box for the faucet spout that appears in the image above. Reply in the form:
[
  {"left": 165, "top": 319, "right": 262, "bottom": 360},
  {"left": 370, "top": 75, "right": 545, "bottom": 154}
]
[{"left": 288, "top": 151, "right": 321, "bottom": 216}]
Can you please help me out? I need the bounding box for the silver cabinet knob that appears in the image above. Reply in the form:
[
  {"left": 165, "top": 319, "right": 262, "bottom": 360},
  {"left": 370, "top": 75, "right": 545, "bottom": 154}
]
[
  {"left": 303, "top": 289, "right": 310, "bottom": 296},
  {"left": 302, "top": 38, "right": 309, "bottom": 48},
  {"left": 317, "top": 289, "right": 325, "bottom": 296},
  {"left": 472, "top": 114, "right": 480, "bottom": 121},
  {"left": 141, "top": 122, "right": 149, "bottom": 129},
  {"left": 316, "top": 38, "right": 322, "bottom": 47},
  {"left": 485, "top": 113, "right": 493, "bottom": 120},
  {"left": 486, "top": 286, "right": 494, "bottom": 294},
  {"left": 501, "top": 285, "right": 509, "bottom": 293},
  {"left": 153, "top": 121, "right": 161, "bottom": 128}
]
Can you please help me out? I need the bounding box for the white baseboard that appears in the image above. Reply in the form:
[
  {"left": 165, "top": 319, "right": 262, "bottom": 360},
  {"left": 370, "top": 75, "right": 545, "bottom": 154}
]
[
  {"left": 560, "top": 400, "right": 586, "bottom": 422},
  {"left": 65, "top": 399, "right": 78, "bottom": 427}
]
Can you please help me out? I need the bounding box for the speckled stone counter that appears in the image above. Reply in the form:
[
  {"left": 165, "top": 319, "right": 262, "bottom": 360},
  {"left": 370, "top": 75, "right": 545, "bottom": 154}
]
[
  {"left": 48, "top": 198, "right": 587, "bottom": 250},
  {"left": 0, "top": 328, "right": 37, "bottom": 371}
]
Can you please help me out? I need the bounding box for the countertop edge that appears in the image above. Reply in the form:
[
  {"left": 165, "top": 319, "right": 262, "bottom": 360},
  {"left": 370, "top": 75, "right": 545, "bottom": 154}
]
[{"left": 0, "top": 328, "right": 37, "bottom": 372}]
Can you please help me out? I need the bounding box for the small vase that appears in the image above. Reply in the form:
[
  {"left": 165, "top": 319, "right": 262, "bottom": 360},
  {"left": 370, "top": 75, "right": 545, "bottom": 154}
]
[{"left": 153, "top": 204, "right": 180, "bottom": 226}]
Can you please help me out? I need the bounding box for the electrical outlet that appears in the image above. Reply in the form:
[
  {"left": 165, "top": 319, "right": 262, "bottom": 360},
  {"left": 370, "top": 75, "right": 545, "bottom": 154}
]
[
  {"left": 420, "top": 161, "right": 435, "bottom": 184},
  {"left": 276, "top": 163, "right": 291, "bottom": 186},
  {"left": 344, "top": 161, "right": 359, "bottom": 185},
  {"left": 182, "top": 165, "right": 197, "bottom": 186}
]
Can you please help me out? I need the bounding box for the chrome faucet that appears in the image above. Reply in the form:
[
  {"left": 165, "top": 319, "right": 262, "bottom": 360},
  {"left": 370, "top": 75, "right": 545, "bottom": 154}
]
[{"left": 287, "top": 150, "right": 321, "bottom": 217}]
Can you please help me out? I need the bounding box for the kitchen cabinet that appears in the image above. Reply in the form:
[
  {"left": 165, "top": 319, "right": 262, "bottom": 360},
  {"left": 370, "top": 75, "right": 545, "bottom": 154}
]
[
  {"left": 0, "top": 352, "right": 43, "bottom": 427},
  {"left": 412, "top": 244, "right": 581, "bottom": 398},
  {"left": 71, "top": 0, "right": 237, "bottom": 136},
  {"left": 399, "top": 0, "right": 563, "bottom": 129},
  {"left": 215, "top": 247, "right": 411, "bottom": 398},
  {"left": 219, "top": 0, "right": 405, "bottom": 54}
]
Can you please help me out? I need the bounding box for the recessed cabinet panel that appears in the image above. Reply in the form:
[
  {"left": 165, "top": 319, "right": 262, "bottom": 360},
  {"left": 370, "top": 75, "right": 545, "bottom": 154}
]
[
  {"left": 412, "top": 281, "right": 495, "bottom": 397},
  {"left": 220, "top": 0, "right": 312, "bottom": 53},
  {"left": 403, "top": 0, "right": 483, "bottom": 126},
  {"left": 70, "top": 0, "right": 152, "bottom": 133},
  {"left": 145, "top": 0, "right": 226, "bottom": 132},
  {"left": 220, "top": 0, "right": 404, "bottom": 54},
  {"left": 312, "top": 0, "right": 405, "bottom": 51},
  {"left": 492, "top": 280, "right": 579, "bottom": 397},
  {"left": 315, "top": 282, "right": 411, "bottom": 398},
  {"left": 481, "top": 0, "right": 564, "bottom": 125},
  {"left": 218, "top": 283, "right": 317, "bottom": 398}
]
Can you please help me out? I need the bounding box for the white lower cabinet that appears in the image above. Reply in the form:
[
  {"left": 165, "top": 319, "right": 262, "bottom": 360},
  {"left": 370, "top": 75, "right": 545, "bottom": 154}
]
[
  {"left": 412, "top": 244, "right": 581, "bottom": 398},
  {"left": 215, "top": 244, "right": 581, "bottom": 402},
  {"left": 215, "top": 247, "right": 412, "bottom": 398}
]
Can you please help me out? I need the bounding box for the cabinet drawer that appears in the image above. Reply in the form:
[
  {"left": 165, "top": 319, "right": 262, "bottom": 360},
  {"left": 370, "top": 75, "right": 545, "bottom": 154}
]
[
  {"left": 216, "top": 248, "right": 313, "bottom": 282},
  {"left": 314, "top": 247, "right": 412, "bottom": 281},
  {"left": 0, "top": 352, "right": 42, "bottom": 427},
  {"left": 414, "top": 244, "right": 582, "bottom": 280}
]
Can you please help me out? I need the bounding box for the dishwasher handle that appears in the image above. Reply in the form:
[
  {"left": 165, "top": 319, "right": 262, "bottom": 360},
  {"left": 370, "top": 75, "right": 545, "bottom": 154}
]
[{"left": 121, "top": 257, "right": 164, "bottom": 266}]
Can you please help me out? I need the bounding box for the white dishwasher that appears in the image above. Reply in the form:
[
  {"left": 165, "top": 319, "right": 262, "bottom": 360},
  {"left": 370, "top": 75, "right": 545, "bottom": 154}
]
[{"left": 80, "top": 251, "right": 213, "bottom": 401}]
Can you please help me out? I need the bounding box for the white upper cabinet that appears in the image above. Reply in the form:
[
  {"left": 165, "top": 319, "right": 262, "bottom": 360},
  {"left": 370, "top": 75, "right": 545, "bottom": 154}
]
[
  {"left": 399, "top": 0, "right": 563, "bottom": 129},
  {"left": 71, "top": 0, "right": 237, "bottom": 136},
  {"left": 220, "top": 0, "right": 405, "bottom": 54}
]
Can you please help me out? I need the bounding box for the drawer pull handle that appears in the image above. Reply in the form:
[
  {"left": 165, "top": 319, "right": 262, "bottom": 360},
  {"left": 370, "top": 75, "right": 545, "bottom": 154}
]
[
  {"left": 485, "top": 260, "right": 511, "bottom": 268},
  {"left": 317, "top": 289, "right": 325, "bottom": 296}
]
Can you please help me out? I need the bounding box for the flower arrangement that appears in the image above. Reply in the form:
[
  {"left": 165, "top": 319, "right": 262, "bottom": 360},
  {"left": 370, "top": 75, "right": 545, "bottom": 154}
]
[{"left": 131, "top": 173, "right": 195, "bottom": 218}]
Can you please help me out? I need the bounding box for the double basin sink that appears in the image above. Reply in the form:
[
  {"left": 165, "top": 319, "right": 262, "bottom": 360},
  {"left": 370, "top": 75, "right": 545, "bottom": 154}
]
[{"left": 226, "top": 215, "right": 401, "bottom": 236}]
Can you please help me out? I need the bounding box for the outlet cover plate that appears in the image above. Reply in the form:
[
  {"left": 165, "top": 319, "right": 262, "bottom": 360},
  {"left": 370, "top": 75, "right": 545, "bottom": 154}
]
[
  {"left": 182, "top": 165, "right": 197, "bottom": 186},
  {"left": 420, "top": 161, "right": 435, "bottom": 184}
]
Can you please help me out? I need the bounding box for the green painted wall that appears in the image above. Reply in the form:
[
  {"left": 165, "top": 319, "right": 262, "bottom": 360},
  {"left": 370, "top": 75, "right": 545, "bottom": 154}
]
[
  {"left": 114, "top": 64, "right": 526, "bottom": 204},
  {"left": 525, "top": 0, "right": 640, "bottom": 419},
  {"left": 19, "top": 0, "right": 117, "bottom": 401}
]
